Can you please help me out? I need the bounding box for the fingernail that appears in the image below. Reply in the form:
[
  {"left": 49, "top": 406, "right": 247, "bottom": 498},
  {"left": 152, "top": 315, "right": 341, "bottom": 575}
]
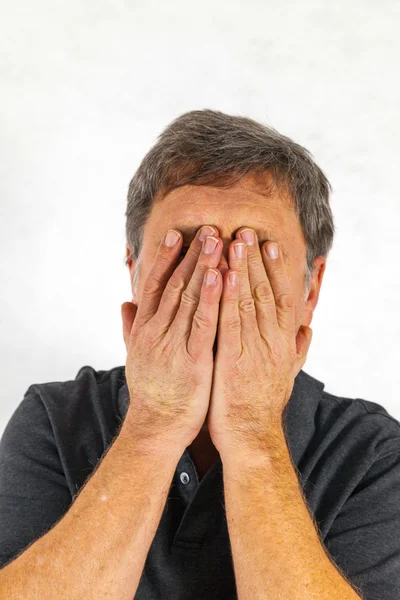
[
  {"left": 234, "top": 243, "right": 246, "bottom": 259},
  {"left": 229, "top": 271, "right": 238, "bottom": 285},
  {"left": 199, "top": 226, "right": 216, "bottom": 241},
  {"left": 267, "top": 242, "right": 279, "bottom": 259},
  {"left": 205, "top": 269, "right": 218, "bottom": 285},
  {"left": 240, "top": 229, "right": 255, "bottom": 245},
  {"left": 164, "top": 230, "right": 180, "bottom": 247},
  {"left": 204, "top": 236, "right": 219, "bottom": 254}
]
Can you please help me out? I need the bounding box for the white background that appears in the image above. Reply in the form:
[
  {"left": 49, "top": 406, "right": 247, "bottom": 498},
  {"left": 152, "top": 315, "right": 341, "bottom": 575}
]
[{"left": 1, "top": 0, "right": 399, "bottom": 435}]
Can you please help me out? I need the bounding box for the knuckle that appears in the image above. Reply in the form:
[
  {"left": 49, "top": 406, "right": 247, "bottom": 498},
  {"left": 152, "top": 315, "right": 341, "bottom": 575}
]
[
  {"left": 187, "top": 246, "right": 200, "bottom": 261},
  {"left": 142, "top": 325, "right": 159, "bottom": 348},
  {"left": 142, "top": 273, "right": 163, "bottom": 298},
  {"left": 224, "top": 316, "right": 240, "bottom": 331},
  {"left": 269, "top": 339, "right": 284, "bottom": 360},
  {"left": 276, "top": 292, "right": 294, "bottom": 309},
  {"left": 180, "top": 285, "right": 199, "bottom": 307},
  {"left": 165, "top": 275, "right": 186, "bottom": 297},
  {"left": 178, "top": 247, "right": 199, "bottom": 270},
  {"left": 157, "top": 251, "right": 174, "bottom": 272},
  {"left": 192, "top": 307, "right": 213, "bottom": 330},
  {"left": 238, "top": 294, "right": 255, "bottom": 312},
  {"left": 253, "top": 281, "right": 273, "bottom": 303},
  {"left": 161, "top": 332, "right": 183, "bottom": 357},
  {"left": 248, "top": 253, "right": 260, "bottom": 268}
]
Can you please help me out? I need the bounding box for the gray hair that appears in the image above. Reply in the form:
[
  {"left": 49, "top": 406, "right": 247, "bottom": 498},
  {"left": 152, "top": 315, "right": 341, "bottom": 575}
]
[{"left": 125, "top": 109, "right": 335, "bottom": 302}]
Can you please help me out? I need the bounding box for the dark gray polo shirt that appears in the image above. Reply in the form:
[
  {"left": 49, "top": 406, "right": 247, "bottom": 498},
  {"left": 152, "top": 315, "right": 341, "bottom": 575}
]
[{"left": 1, "top": 365, "right": 400, "bottom": 599}]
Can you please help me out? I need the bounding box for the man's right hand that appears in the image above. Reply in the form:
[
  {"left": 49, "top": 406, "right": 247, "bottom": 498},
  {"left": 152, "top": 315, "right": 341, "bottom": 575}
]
[{"left": 121, "top": 226, "right": 223, "bottom": 452}]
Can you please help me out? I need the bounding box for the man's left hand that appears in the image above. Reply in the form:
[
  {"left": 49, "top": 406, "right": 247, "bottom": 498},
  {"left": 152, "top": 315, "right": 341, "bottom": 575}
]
[{"left": 208, "top": 227, "right": 313, "bottom": 458}]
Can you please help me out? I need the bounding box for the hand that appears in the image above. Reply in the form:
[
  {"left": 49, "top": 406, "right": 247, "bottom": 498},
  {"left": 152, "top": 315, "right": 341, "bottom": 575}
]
[
  {"left": 207, "top": 227, "right": 313, "bottom": 458},
  {"left": 121, "top": 226, "right": 224, "bottom": 453}
]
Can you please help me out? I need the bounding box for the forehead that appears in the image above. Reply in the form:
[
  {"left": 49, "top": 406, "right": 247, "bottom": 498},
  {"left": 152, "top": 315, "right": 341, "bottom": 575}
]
[{"left": 146, "top": 179, "right": 303, "bottom": 260}]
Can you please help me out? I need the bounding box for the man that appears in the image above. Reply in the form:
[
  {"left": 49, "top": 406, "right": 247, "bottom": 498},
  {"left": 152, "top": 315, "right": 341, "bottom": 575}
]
[{"left": 0, "top": 109, "right": 399, "bottom": 599}]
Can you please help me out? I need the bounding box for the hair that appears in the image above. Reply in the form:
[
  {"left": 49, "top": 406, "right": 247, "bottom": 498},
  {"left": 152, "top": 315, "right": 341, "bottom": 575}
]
[{"left": 124, "top": 109, "right": 335, "bottom": 302}]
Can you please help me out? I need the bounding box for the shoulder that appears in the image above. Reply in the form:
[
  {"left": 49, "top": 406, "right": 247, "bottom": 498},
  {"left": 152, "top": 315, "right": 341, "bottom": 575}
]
[
  {"left": 289, "top": 370, "right": 400, "bottom": 466},
  {"left": 26, "top": 364, "right": 126, "bottom": 424},
  {"left": 20, "top": 365, "right": 127, "bottom": 495},
  {"left": 318, "top": 386, "right": 400, "bottom": 459}
]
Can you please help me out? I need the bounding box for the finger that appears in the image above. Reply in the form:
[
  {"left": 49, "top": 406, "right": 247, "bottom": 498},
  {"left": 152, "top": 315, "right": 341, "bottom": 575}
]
[
  {"left": 216, "top": 269, "right": 241, "bottom": 359},
  {"left": 154, "top": 227, "right": 219, "bottom": 338},
  {"left": 237, "top": 228, "right": 280, "bottom": 343},
  {"left": 170, "top": 234, "right": 223, "bottom": 344},
  {"left": 133, "top": 228, "right": 184, "bottom": 331},
  {"left": 228, "top": 240, "right": 260, "bottom": 350},
  {"left": 261, "top": 241, "right": 295, "bottom": 341},
  {"left": 186, "top": 267, "right": 223, "bottom": 360},
  {"left": 135, "top": 225, "right": 218, "bottom": 333}
]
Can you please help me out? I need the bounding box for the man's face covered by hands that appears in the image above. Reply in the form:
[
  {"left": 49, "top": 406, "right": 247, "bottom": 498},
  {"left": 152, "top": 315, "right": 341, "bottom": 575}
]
[{"left": 126, "top": 173, "right": 325, "bottom": 359}]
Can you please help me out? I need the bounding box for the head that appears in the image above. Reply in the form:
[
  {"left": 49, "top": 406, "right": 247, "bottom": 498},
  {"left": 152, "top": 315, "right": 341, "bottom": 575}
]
[{"left": 124, "top": 109, "right": 334, "bottom": 357}]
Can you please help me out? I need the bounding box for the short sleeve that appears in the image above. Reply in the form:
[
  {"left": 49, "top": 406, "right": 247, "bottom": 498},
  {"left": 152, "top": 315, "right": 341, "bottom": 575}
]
[
  {"left": 324, "top": 450, "right": 400, "bottom": 600},
  {"left": 0, "top": 390, "right": 72, "bottom": 569}
]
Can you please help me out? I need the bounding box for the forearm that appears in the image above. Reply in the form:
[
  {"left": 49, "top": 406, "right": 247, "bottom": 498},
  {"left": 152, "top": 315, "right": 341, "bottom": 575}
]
[
  {"left": 221, "top": 428, "right": 364, "bottom": 600},
  {"left": 0, "top": 418, "right": 182, "bottom": 600}
]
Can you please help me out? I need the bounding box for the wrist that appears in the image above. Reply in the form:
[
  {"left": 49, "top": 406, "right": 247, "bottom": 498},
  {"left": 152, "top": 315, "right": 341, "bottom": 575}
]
[
  {"left": 118, "top": 416, "right": 185, "bottom": 462},
  {"left": 219, "top": 426, "right": 288, "bottom": 470}
]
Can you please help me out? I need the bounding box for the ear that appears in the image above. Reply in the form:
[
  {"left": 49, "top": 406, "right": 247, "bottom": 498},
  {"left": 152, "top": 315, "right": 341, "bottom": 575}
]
[
  {"left": 125, "top": 243, "right": 139, "bottom": 301},
  {"left": 125, "top": 243, "right": 133, "bottom": 268},
  {"left": 302, "top": 257, "right": 326, "bottom": 327},
  {"left": 121, "top": 302, "right": 138, "bottom": 351}
]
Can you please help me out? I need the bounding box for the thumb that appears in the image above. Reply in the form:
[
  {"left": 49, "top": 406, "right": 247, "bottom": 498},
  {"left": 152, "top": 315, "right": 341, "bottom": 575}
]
[{"left": 121, "top": 301, "right": 138, "bottom": 352}]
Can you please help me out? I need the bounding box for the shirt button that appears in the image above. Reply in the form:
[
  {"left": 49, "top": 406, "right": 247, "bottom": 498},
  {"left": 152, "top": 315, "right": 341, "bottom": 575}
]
[{"left": 180, "top": 472, "right": 190, "bottom": 484}]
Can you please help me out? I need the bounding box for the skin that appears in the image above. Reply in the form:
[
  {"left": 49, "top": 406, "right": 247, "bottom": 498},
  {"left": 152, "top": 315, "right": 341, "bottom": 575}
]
[{"left": 125, "top": 172, "right": 326, "bottom": 474}]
